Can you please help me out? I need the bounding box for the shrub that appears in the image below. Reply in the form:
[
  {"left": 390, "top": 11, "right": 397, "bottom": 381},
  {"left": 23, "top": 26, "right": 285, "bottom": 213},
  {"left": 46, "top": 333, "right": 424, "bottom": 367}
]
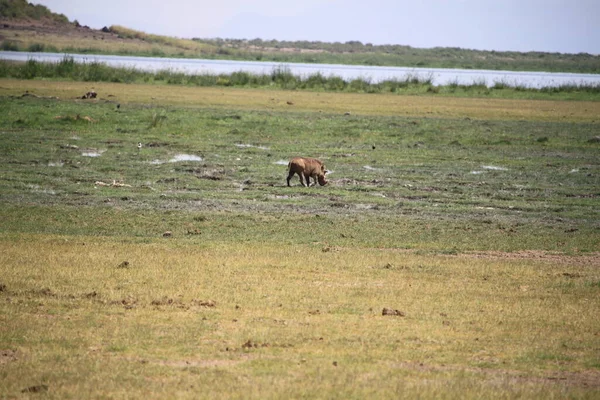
[
  {"left": 21, "top": 59, "right": 42, "bottom": 79},
  {"left": 271, "top": 65, "right": 297, "bottom": 88},
  {"left": 56, "top": 56, "right": 76, "bottom": 77},
  {"left": 325, "top": 76, "right": 346, "bottom": 91},
  {"left": 348, "top": 78, "right": 370, "bottom": 92},
  {"left": 303, "top": 72, "right": 328, "bottom": 90},
  {"left": 229, "top": 71, "right": 252, "bottom": 86},
  {"left": 166, "top": 72, "right": 186, "bottom": 84},
  {"left": 2, "top": 41, "right": 20, "bottom": 51},
  {"left": 27, "top": 43, "right": 45, "bottom": 52}
]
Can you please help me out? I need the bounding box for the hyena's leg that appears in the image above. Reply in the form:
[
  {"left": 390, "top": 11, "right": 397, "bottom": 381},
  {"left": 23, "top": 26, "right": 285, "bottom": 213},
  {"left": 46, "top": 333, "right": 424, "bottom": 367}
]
[
  {"left": 286, "top": 170, "right": 295, "bottom": 186},
  {"left": 304, "top": 174, "right": 313, "bottom": 187}
]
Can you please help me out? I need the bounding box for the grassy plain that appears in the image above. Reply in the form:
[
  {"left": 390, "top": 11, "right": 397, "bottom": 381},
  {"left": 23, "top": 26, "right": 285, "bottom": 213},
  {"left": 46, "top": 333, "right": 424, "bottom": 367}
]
[{"left": 0, "top": 79, "right": 599, "bottom": 398}]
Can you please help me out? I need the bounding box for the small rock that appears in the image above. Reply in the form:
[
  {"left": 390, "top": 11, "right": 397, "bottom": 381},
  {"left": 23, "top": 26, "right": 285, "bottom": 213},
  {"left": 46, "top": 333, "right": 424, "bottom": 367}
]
[
  {"left": 117, "top": 261, "right": 129, "bottom": 268},
  {"left": 163, "top": 231, "right": 172, "bottom": 237}
]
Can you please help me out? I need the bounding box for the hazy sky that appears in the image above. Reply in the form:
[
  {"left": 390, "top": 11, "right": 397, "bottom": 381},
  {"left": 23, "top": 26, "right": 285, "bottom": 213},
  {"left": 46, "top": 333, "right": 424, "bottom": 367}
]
[{"left": 34, "top": 0, "right": 599, "bottom": 54}]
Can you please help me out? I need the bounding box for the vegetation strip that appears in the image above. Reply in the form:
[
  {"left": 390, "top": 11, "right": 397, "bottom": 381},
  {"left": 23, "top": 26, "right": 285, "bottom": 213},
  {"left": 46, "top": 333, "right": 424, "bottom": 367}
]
[
  {"left": 1, "top": 57, "right": 600, "bottom": 100},
  {"left": 1, "top": 78, "right": 600, "bottom": 123}
]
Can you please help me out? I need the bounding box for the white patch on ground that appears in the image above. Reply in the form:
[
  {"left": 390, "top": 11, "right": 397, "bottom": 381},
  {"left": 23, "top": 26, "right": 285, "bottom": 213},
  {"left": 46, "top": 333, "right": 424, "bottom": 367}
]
[
  {"left": 235, "top": 144, "right": 270, "bottom": 150},
  {"left": 169, "top": 154, "right": 203, "bottom": 162},
  {"left": 363, "top": 165, "right": 379, "bottom": 171},
  {"left": 274, "top": 160, "right": 289, "bottom": 165},
  {"left": 48, "top": 161, "right": 64, "bottom": 167},
  {"left": 149, "top": 159, "right": 165, "bottom": 165},
  {"left": 27, "top": 184, "right": 55, "bottom": 195},
  {"left": 482, "top": 165, "right": 508, "bottom": 171},
  {"left": 569, "top": 169, "right": 579, "bottom": 173},
  {"left": 82, "top": 150, "right": 105, "bottom": 157},
  {"left": 355, "top": 204, "right": 377, "bottom": 210},
  {"left": 470, "top": 171, "right": 484, "bottom": 175}
]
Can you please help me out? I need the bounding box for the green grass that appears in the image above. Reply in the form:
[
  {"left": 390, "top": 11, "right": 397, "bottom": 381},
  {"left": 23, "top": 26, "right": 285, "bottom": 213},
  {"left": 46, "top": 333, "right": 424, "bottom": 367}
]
[
  {"left": 0, "top": 0, "right": 69, "bottom": 23},
  {"left": 0, "top": 82, "right": 599, "bottom": 398},
  {"left": 0, "top": 88, "right": 598, "bottom": 250}
]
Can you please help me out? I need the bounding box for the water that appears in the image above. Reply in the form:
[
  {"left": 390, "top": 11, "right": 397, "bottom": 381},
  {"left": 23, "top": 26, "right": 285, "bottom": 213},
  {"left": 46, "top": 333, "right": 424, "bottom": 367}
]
[{"left": 1, "top": 50, "right": 599, "bottom": 88}]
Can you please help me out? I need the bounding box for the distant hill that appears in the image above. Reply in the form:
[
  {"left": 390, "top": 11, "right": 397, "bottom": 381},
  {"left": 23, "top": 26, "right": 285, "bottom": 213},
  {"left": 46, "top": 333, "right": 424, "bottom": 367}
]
[{"left": 0, "top": 0, "right": 69, "bottom": 23}]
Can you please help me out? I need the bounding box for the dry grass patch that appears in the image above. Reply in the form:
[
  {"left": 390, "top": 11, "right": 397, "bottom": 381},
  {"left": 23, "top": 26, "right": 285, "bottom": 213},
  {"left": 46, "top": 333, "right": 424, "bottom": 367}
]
[
  {"left": 0, "top": 21, "right": 214, "bottom": 57},
  {"left": 1, "top": 79, "right": 599, "bottom": 122},
  {"left": 1, "top": 235, "right": 598, "bottom": 398}
]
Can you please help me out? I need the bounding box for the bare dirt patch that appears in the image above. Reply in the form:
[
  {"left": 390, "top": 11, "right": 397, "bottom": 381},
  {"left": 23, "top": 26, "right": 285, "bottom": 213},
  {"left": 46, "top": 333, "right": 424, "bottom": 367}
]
[
  {"left": 1, "top": 17, "right": 137, "bottom": 45},
  {"left": 153, "top": 358, "right": 241, "bottom": 368},
  {"left": 392, "top": 361, "right": 600, "bottom": 389},
  {"left": 125, "top": 356, "right": 247, "bottom": 368},
  {"left": 0, "top": 349, "right": 19, "bottom": 364},
  {"left": 461, "top": 251, "right": 600, "bottom": 267}
]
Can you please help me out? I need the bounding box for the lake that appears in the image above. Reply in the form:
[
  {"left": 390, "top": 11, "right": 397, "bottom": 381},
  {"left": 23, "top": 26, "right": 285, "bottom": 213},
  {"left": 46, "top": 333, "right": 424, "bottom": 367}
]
[{"left": 1, "top": 50, "right": 599, "bottom": 89}]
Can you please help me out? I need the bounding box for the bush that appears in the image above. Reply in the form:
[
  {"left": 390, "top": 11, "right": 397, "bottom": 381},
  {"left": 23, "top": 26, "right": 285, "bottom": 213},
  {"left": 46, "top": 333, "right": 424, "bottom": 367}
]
[
  {"left": 348, "top": 78, "right": 370, "bottom": 92},
  {"left": 303, "top": 72, "right": 328, "bottom": 90},
  {"left": 325, "top": 76, "right": 346, "bottom": 91},
  {"left": 27, "top": 43, "right": 45, "bottom": 52},
  {"left": 56, "top": 56, "right": 76, "bottom": 77},
  {"left": 21, "top": 59, "right": 43, "bottom": 79},
  {"left": 229, "top": 71, "right": 252, "bottom": 86},
  {"left": 2, "top": 41, "right": 20, "bottom": 51},
  {"left": 271, "top": 65, "right": 297, "bottom": 88}
]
